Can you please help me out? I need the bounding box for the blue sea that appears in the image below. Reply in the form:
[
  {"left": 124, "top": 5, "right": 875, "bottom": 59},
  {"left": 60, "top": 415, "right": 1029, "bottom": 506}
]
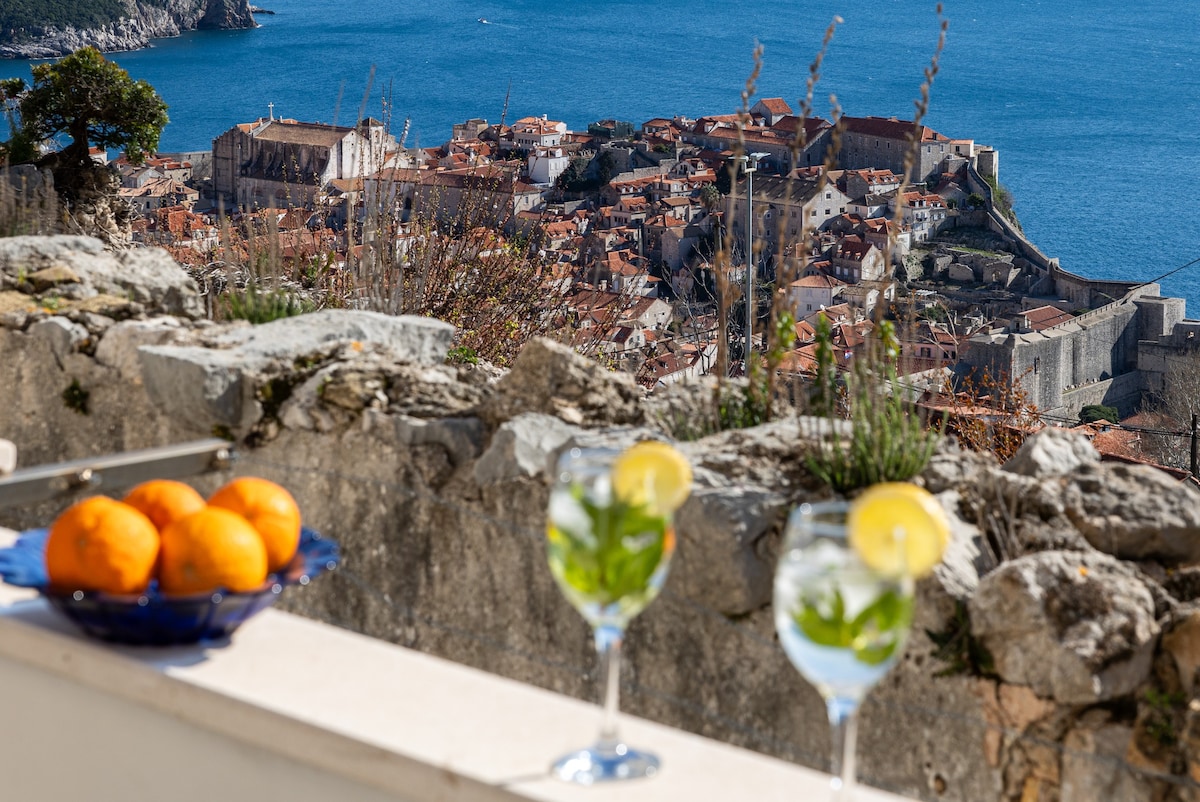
[{"left": 2, "top": 1, "right": 1198, "bottom": 309}]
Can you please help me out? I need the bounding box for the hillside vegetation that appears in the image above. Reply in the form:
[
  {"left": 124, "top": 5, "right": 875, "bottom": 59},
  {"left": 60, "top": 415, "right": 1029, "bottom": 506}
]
[
  {"left": 0, "top": 0, "right": 172, "bottom": 37},
  {"left": 3, "top": 1, "right": 124, "bottom": 34}
]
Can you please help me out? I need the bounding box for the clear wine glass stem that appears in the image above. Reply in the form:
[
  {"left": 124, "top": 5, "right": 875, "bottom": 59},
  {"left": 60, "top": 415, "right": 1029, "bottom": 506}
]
[
  {"left": 595, "top": 623, "right": 623, "bottom": 746},
  {"left": 827, "top": 697, "right": 859, "bottom": 800}
]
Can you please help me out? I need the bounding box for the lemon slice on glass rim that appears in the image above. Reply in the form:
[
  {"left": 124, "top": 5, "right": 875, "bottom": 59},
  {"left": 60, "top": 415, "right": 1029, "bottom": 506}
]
[
  {"left": 847, "top": 482, "right": 950, "bottom": 578},
  {"left": 610, "top": 441, "right": 693, "bottom": 516}
]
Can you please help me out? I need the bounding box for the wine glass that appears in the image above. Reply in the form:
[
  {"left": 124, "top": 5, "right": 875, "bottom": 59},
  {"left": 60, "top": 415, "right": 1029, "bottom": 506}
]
[
  {"left": 773, "top": 500, "right": 915, "bottom": 799},
  {"left": 545, "top": 446, "right": 680, "bottom": 784}
]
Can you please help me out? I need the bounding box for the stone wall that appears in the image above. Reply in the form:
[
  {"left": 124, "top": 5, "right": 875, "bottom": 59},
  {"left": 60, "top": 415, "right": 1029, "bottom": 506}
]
[
  {"left": 7, "top": 236, "right": 1200, "bottom": 801},
  {"left": 964, "top": 163, "right": 1053, "bottom": 273},
  {"left": 1051, "top": 267, "right": 1149, "bottom": 311},
  {"left": 1055, "top": 372, "right": 1144, "bottom": 421},
  {"left": 960, "top": 290, "right": 1171, "bottom": 417}
]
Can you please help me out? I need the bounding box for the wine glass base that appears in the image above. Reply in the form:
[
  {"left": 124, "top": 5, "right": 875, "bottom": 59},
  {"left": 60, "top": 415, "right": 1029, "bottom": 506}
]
[{"left": 550, "top": 741, "right": 660, "bottom": 784}]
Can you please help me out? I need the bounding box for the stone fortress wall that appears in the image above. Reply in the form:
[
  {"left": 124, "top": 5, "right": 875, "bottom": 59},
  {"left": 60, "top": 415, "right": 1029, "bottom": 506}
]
[
  {"left": 960, "top": 160, "right": 1200, "bottom": 420},
  {"left": 958, "top": 261, "right": 1200, "bottom": 421}
]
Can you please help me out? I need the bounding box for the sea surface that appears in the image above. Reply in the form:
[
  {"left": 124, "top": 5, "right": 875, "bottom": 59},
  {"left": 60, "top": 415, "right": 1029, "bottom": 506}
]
[{"left": 2, "top": 1, "right": 1198, "bottom": 309}]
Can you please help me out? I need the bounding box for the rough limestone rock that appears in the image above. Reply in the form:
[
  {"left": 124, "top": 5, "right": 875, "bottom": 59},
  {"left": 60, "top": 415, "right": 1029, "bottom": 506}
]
[
  {"left": 642, "top": 374, "right": 725, "bottom": 437},
  {"left": 970, "top": 468, "right": 1096, "bottom": 556},
  {"left": 0, "top": 327, "right": 178, "bottom": 492},
  {"left": 473, "top": 413, "right": 577, "bottom": 484},
  {"left": 278, "top": 354, "right": 483, "bottom": 436},
  {"left": 1062, "top": 461, "right": 1200, "bottom": 565},
  {"left": 479, "top": 337, "right": 645, "bottom": 430},
  {"left": 27, "top": 266, "right": 81, "bottom": 293},
  {"left": 1060, "top": 711, "right": 1152, "bottom": 802},
  {"left": 92, "top": 318, "right": 186, "bottom": 382},
  {"left": 198, "top": 0, "right": 256, "bottom": 29},
  {"left": 139, "top": 310, "right": 454, "bottom": 434},
  {"left": 363, "top": 409, "right": 485, "bottom": 472},
  {"left": 0, "top": 0, "right": 257, "bottom": 59},
  {"left": 27, "top": 317, "right": 88, "bottom": 363},
  {"left": 0, "top": 236, "right": 200, "bottom": 318},
  {"left": 920, "top": 437, "right": 997, "bottom": 495},
  {"left": 915, "top": 493, "right": 989, "bottom": 633},
  {"left": 1162, "top": 609, "right": 1200, "bottom": 695},
  {"left": 385, "top": 363, "right": 490, "bottom": 418},
  {"left": 689, "top": 417, "right": 838, "bottom": 493},
  {"left": 970, "top": 550, "right": 1159, "bottom": 704},
  {"left": 1, "top": 165, "right": 51, "bottom": 195},
  {"left": 205, "top": 309, "right": 453, "bottom": 367},
  {"left": 1004, "top": 426, "right": 1100, "bottom": 478},
  {"left": 673, "top": 479, "right": 786, "bottom": 615}
]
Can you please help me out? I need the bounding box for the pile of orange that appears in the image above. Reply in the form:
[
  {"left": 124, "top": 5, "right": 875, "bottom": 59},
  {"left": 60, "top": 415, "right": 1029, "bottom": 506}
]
[{"left": 45, "top": 477, "right": 303, "bottom": 597}]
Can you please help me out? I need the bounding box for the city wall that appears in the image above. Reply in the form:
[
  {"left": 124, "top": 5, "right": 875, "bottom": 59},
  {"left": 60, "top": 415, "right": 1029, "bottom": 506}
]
[
  {"left": 964, "top": 164, "right": 1054, "bottom": 277},
  {"left": 964, "top": 164, "right": 1157, "bottom": 310},
  {"left": 960, "top": 290, "right": 1186, "bottom": 419},
  {"left": 1055, "top": 372, "right": 1144, "bottom": 421},
  {"left": 962, "top": 301, "right": 1144, "bottom": 416}
]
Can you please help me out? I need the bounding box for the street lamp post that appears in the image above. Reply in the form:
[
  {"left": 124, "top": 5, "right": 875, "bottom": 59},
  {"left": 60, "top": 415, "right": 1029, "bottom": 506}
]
[{"left": 740, "top": 152, "right": 769, "bottom": 370}]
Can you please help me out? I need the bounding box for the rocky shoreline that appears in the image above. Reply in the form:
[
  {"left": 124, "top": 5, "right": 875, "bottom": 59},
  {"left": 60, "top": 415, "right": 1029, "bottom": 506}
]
[{"left": 0, "top": 0, "right": 257, "bottom": 60}]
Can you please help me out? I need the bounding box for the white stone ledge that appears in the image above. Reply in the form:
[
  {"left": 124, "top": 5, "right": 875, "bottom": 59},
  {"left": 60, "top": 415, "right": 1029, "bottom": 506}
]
[{"left": 0, "top": 528, "right": 914, "bottom": 802}]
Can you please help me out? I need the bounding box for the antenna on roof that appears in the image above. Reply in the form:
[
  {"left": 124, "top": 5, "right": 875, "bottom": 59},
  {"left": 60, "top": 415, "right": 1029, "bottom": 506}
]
[{"left": 500, "top": 80, "right": 511, "bottom": 128}]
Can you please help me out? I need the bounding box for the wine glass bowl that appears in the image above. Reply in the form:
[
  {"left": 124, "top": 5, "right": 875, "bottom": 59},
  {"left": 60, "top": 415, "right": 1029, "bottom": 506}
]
[
  {"left": 773, "top": 500, "right": 917, "bottom": 798},
  {"left": 545, "top": 445, "right": 684, "bottom": 784},
  {"left": 546, "top": 448, "right": 675, "bottom": 632}
]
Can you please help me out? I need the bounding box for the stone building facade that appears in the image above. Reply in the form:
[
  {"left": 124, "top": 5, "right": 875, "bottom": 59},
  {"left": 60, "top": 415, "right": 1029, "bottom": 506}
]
[
  {"left": 725, "top": 174, "right": 852, "bottom": 267},
  {"left": 836, "top": 116, "right": 952, "bottom": 183},
  {"left": 211, "top": 117, "right": 397, "bottom": 211}
]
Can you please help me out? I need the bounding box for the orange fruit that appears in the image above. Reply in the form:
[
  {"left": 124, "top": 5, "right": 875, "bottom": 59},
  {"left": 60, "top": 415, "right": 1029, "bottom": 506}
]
[
  {"left": 121, "top": 479, "right": 207, "bottom": 532},
  {"left": 207, "top": 477, "right": 302, "bottom": 573},
  {"left": 158, "top": 507, "right": 269, "bottom": 595},
  {"left": 45, "top": 496, "right": 160, "bottom": 595}
]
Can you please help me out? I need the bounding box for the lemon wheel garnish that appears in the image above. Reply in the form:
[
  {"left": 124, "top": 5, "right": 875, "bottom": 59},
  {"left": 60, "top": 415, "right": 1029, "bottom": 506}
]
[
  {"left": 610, "top": 441, "right": 693, "bottom": 516},
  {"left": 846, "top": 483, "right": 950, "bottom": 578}
]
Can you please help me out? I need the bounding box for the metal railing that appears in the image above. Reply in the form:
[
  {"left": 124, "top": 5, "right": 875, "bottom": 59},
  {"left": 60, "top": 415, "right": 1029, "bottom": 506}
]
[{"left": 0, "top": 439, "right": 235, "bottom": 509}]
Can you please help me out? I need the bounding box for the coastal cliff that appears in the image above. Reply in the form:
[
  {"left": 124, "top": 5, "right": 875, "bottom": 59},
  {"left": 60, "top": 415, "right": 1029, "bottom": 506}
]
[{"left": 0, "top": 0, "right": 257, "bottom": 60}]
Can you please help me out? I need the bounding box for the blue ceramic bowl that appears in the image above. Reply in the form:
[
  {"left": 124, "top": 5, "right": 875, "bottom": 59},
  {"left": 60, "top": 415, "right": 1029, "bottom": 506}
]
[{"left": 0, "top": 526, "right": 339, "bottom": 646}]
